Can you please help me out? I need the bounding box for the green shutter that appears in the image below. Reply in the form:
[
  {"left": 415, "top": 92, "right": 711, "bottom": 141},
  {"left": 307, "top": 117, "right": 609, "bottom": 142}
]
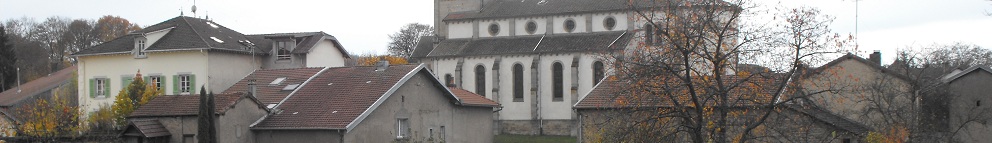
[
  {"left": 104, "top": 79, "right": 111, "bottom": 96},
  {"left": 144, "top": 76, "right": 150, "bottom": 86},
  {"left": 173, "top": 75, "right": 180, "bottom": 95},
  {"left": 122, "top": 77, "right": 133, "bottom": 89},
  {"left": 189, "top": 74, "right": 197, "bottom": 94},
  {"left": 160, "top": 76, "right": 167, "bottom": 92},
  {"left": 89, "top": 79, "right": 96, "bottom": 98}
]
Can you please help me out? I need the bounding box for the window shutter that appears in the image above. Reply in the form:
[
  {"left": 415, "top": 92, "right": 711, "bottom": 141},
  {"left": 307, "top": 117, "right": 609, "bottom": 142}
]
[
  {"left": 104, "top": 79, "right": 111, "bottom": 96},
  {"left": 122, "top": 76, "right": 133, "bottom": 89},
  {"left": 173, "top": 75, "right": 180, "bottom": 95},
  {"left": 144, "top": 76, "right": 150, "bottom": 86},
  {"left": 89, "top": 79, "right": 96, "bottom": 98},
  {"left": 189, "top": 74, "right": 197, "bottom": 94},
  {"left": 160, "top": 76, "right": 167, "bottom": 91}
]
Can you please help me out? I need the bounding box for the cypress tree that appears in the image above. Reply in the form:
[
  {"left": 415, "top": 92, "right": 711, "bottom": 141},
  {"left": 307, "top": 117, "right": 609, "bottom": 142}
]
[{"left": 196, "top": 86, "right": 216, "bottom": 143}]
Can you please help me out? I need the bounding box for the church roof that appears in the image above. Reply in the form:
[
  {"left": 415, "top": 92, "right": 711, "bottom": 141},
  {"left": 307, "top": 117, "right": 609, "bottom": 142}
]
[
  {"left": 444, "top": 0, "right": 734, "bottom": 21},
  {"left": 74, "top": 16, "right": 266, "bottom": 56},
  {"left": 412, "top": 31, "right": 631, "bottom": 58}
]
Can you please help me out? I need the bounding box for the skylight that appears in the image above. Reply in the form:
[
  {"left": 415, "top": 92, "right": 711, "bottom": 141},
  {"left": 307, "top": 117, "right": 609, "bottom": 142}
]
[
  {"left": 282, "top": 84, "right": 300, "bottom": 91},
  {"left": 270, "top": 77, "right": 287, "bottom": 85},
  {"left": 210, "top": 37, "right": 224, "bottom": 43},
  {"left": 207, "top": 22, "right": 219, "bottom": 28}
]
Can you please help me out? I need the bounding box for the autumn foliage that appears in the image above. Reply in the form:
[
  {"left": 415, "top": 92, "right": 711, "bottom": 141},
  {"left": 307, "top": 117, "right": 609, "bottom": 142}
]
[{"left": 356, "top": 54, "right": 408, "bottom": 66}]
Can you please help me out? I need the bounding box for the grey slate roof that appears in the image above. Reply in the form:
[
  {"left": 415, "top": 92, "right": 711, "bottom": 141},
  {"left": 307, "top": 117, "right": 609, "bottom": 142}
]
[
  {"left": 410, "top": 36, "right": 436, "bottom": 59},
  {"left": 74, "top": 16, "right": 268, "bottom": 56},
  {"left": 444, "top": 0, "right": 732, "bottom": 21},
  {"left": 413, "top": 31, "right": 630, "bottom": 58}
]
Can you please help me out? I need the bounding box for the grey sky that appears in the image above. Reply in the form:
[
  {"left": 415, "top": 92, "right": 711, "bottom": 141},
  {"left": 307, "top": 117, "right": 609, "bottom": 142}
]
[{"left": 2, "top": 0, "right": 989, "bottom": 63}]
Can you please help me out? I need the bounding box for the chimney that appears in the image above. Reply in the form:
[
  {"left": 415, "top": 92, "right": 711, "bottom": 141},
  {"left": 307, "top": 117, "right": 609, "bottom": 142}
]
[
  {"left": 247, "top": 79, "right": 257, "bottom": 97},
  {"left": 376, "top": 60, "right": 390, "bottom": 71},
  {"left": 869, "top": 50, "right": 881, "bottom": 66}
]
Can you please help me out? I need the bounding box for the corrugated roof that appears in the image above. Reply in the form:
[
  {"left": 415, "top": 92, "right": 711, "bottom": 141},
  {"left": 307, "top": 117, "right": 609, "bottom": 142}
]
[
  {"left": 222, "top": 67, "right": 324, "bottom": 104},
  {"left": 129, "top": 92, "right": 255, "bottom": 117},
  {"left": 418, "top": 31, "right": 630, "bottom": 58},
  {"left": 0, "top": 66, "right": 76, "bottom": 106}
]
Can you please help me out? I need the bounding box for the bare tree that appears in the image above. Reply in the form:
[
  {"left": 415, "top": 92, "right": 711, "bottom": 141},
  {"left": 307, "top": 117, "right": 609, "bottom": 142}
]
[
  {"left": 586, "top": 1, "right": 850, "bottom": 142},
  {"left": 387, "top": 23, "right": 432, "bottom": 58}
]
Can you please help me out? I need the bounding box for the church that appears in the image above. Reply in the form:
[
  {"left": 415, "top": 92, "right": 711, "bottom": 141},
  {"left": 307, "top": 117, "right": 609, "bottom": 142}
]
[{"left": 412, "top": 0, "right": 657, "bottom": 136}]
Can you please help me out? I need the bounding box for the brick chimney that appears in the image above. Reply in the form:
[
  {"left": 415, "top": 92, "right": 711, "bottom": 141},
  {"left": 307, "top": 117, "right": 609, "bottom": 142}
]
[{"left": 869, "top": 50, "right": 881, "bottom": 66}]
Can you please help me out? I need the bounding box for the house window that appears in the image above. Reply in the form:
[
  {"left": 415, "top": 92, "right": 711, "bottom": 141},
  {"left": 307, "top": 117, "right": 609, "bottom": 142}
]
[
  {"left": 180, "top": 75, "right": 192, "bottom": 94},
  {"left": 644, "top": 24, "right": 654, "bottom": 45},
  {"left": 563, "top": 19, "right": 576, "bottom": 33},
  {"left": 978, "top": 100, "right": 982, "bottom": 107},
  {"left": 593, "top": 61, "right": 605, "bottom": 85},
  {"left": 277, "top": 42, "right": 291, "bottom": 60},
  {"left": 397, "top": 118, "right": 410, "bottom": 139},
  {"left": 136, "top": 39, "right": 146, "bottom": 56},
  {"left": 488, "top": 23, "right": 500, "bottom": 36},
  {"left": 604, "top": 17, "right": 617, "bottom": 30},
  {"left": 96, "top": 79, "right": 107, "bottom": 97},
  {"left": 552, "top": 62, "right": 564, "bottom": 101},
  {"left": 149, "top": 76, "right": 163, "bottom": 91},
  {"left": 444, "top": 74, "right": 454, "bottom": 87},
  {"left": 525, "top": 21, "right": 537, "bottom": 34},
  {"left": 513, "top": 64, "right": 524, "bottom": 102},
  {"left": 475, "top": 65, "right": 486, "bottom": 96}
]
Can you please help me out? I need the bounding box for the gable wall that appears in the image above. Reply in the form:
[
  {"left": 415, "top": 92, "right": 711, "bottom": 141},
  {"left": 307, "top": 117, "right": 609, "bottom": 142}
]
[
  {"left": 802, "top": 59, "right": 912, "bottom": 128},
  {"left": 946, "top": 70, "right": 992, "bottom": 142},
  {"left": 304, "top": 40, "right": 347, "bottom": 68},
  {"left": 346, "top": 72, "right": 493, "bottom": 143}
]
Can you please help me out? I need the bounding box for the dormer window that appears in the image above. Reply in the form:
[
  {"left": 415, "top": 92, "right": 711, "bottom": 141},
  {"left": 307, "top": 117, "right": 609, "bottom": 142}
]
[
  {"left": 277, "top": 41, "right": 291, "bottom": 60},
  {"left": 134, "top": 37, "right": 147, "bottom": 58}
]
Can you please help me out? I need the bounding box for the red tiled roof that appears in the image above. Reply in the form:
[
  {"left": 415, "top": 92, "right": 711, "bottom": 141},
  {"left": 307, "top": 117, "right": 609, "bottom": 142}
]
[
  {"left": 252, "top": 65, "right": 420, "bottom": 129},
  {"left": 222, "top": 67, "right": 324, "bottom": 104},
  {"left": 0, "top": 66, "right": 76, "bottom": 106},
  {"left": 448, "top": 88, "right": 500, "bottom": 107},
  {"left": 129, "top": 92, "right": 254, "bottom": 117},
  {"left": 574, "top": 75, "right": 786, "bottom": 109}
]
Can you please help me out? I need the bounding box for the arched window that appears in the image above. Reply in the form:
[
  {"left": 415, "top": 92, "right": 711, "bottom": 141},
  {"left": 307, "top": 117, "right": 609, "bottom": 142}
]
[
  {"left": 444, "top": 74, "right": 454, "bottom": 87},
  {"left": 475, "top": 65, "right": 486, "bottom": 96},
  {"left": 552, "top": 62, "right": 564, "bottom": 101},
  {"left": 644, "top": 24, "right": 654, "bottom": 45},
  {"left": 593, "top": 61, "right": 604, "bottom": 86},
  {"left": 513, "top": 64, "right": 524, "bottom": 102}
]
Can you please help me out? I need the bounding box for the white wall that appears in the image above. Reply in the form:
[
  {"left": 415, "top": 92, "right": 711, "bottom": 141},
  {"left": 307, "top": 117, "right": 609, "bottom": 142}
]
[
  {"left": 78, "top": 51, "right": 210, "bottom": 114},
  {"left": 552, "top": 15, "right": 588, "bottom": 34},
  {"left": 478, "top": 20, "right": 511, "bottom": 38},
  {"left": 514, "top": 17, "right": 548, "bottom": 36},
  {"left": 448, "top": 22, "right": 474, "bottom": 39},
  {"left": 208, "top": 51, "right": 260, "bottom": 93},
  {"left": 590, "top": 13, "right": 629, "bottom": 32},
  {"left": 305, "top": 39, "right": 347, "bottom": 68}
]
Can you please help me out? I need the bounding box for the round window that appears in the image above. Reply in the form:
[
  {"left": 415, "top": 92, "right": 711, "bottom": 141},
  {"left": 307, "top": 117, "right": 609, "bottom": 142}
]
[
  {"left": 526, "top": 21, "right": 537, "bottom": 34},
  {"left": 604, "top": 17, "right": 616, "bottom": 30},
  {"left": 488, "top": 23, "right": 500, "bottom": 36},
  {"left": 564, "top": 19, "right": 576, "bottom": 33}
]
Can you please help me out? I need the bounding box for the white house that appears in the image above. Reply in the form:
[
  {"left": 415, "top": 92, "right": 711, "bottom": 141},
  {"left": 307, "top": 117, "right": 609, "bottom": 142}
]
[{"left": 72, "top": 16, "right": 350, "bottom": 114}]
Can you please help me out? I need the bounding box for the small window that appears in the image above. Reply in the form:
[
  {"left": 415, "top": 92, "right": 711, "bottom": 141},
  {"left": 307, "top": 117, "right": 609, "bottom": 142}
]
[
  {"left": 277, "top": 42, "right": 291, "bottom": 60},
  {"left": 604, "top": 17, "right": 617, "bottom": 30},
  {"left": 475, "top": 65, "right": 486, "bottom": 96},
  {"left": 552, "top": 62, "right": 564, "bottom": 101},
  {"left": 137, "top": 39, "right": 146, "bottom": 56},
  {"left": 150, "top": 76, "right": 163, "bottom": 91},
  {"left": 525, "top": 21, "right": 537, "bottom": 34},
  {"left": 270, "top": 77, "right": 287, "bottom": 85},
  {"left": 282, "top": 84, "right": 300, "bottom": 91},
  {"left": 210, "top": 37, "right": 224, "bottom": 43},
  {"left": 180, "top": 75, "right": 192, "bottom": 94},
  {"left": 593, "top": 61, "right": 605, "bottom": 85},
  {"left": 644, "top": 24, "right": 654, "bottom": 45},
  {"left": 488, "top": 23, "right": 500, "bottom": 36},
  {"left": 96, "top": 79, "right": 107, "bottom": 97},
  {"left": 397, "top": 118, "right": 410, "bottom": 139},
  {"left": 513, "top": 64, "right": 524, "bottom": 102},
  {"left": 563, "top": 19, "right": 576, "bottom": 33}
]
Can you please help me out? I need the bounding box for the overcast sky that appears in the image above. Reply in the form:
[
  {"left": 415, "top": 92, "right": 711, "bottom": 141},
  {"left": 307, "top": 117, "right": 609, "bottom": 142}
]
[{"left": 2, "top": 0, "right": 989, "bottom": 64}]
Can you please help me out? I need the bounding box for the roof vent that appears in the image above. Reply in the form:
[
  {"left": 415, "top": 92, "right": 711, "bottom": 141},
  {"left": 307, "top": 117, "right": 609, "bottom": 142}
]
[{"left": 270, "top": 77, "right": 287, "bottom": 85}]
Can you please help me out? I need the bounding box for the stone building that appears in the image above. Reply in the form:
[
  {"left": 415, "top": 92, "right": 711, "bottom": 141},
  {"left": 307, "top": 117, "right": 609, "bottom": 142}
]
[
  {"left": 939, "top": 66, "right": 992, "bottom": 142},
  {"left": 249, "top": 64, "right": 499, "bottom": 143}
]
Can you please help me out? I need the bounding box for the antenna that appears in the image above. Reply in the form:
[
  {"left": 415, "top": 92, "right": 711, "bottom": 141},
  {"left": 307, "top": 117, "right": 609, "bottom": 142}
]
[{"left": 192, "top": 0, "right": 198, "bottom": 17}]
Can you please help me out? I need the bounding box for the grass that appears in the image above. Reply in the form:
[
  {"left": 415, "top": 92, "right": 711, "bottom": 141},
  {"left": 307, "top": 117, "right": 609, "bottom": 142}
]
[{"left": 495, "top": 134, "right": 577, "bottom": 143}]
